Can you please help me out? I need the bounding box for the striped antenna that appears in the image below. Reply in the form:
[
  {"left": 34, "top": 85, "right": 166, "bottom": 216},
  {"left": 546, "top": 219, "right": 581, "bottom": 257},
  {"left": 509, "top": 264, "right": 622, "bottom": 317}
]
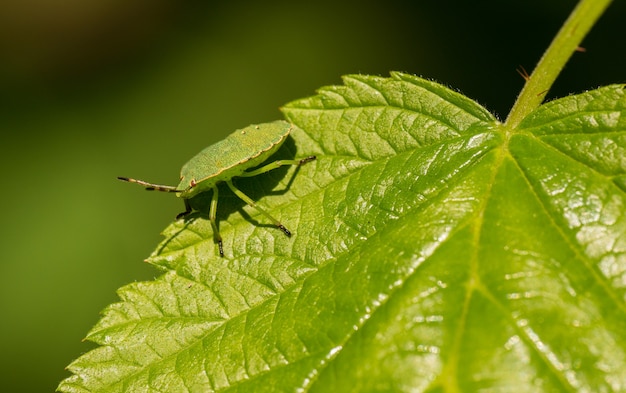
[{"left": 117, "top": 177, "right": 182, "bottom": 193}]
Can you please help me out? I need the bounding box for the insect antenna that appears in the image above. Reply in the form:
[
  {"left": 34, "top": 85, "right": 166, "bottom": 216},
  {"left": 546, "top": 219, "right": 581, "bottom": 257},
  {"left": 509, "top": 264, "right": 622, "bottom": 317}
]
[{"left": 117, "top": 177, "right": 182, "bottom": 193}]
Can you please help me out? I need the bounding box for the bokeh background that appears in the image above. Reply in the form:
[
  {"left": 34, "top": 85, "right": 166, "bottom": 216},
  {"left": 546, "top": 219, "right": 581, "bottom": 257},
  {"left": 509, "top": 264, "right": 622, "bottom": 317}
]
[{"left": 0, "top": 1, "right": 623, "bottom": 391}]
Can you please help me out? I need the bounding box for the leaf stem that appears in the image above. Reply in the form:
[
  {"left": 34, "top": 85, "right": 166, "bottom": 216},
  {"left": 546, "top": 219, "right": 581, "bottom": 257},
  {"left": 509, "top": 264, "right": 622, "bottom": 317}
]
[{"left": 505, "top": 0, "right": 613, "bottom": 128}]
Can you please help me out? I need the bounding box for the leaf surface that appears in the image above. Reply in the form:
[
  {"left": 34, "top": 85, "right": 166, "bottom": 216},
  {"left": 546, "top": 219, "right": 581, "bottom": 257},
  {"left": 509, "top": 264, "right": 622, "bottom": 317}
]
[{"left": 59, "top": 74, "right": 626, "bottom": 392}]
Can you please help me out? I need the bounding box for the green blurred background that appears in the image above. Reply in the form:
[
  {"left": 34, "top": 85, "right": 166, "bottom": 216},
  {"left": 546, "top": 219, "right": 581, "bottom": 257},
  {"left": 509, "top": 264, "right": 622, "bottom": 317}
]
[{"left": 0, "top": 1, "right": 623, "bottom": 391}]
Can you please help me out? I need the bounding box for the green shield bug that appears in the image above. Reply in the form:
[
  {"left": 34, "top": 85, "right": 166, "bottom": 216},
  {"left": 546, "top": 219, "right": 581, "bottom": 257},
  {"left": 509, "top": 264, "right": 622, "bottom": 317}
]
[{"left": 118, "top": 120, "right": 316, "bottom": 257}]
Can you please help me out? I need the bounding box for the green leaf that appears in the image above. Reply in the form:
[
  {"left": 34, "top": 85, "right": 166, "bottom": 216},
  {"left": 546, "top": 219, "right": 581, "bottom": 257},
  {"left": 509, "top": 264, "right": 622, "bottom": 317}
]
[{"left": 58, "top": 73, "right": 626, "bottom": 392}]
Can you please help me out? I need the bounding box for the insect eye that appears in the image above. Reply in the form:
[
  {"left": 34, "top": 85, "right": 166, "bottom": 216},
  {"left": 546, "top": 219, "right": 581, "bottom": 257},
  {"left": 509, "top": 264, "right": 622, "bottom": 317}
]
[{"left": 190, "top": 179, "right": 197, "bottom": 187}]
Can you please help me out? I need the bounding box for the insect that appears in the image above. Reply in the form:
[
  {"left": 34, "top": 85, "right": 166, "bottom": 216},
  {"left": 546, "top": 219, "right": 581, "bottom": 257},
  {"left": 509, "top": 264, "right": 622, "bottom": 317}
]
[{"left": 118, "top": 120, "right": 316, "bottom": 257}]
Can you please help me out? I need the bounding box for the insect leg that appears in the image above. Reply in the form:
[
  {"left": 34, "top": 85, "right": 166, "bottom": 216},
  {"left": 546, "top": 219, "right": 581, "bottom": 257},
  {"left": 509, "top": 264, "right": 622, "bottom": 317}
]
[
  {"left": 225, "top": 180, "right": 291, "bottom": 237},
  {"left": 209, "top": 185, "right": 224, "bottom": 257},
  {"left": 175, "top": 199, "right": 193, "bottom": 220},
  {"left": 239, "top": 156, "right": 316, "bottom": 177}
]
